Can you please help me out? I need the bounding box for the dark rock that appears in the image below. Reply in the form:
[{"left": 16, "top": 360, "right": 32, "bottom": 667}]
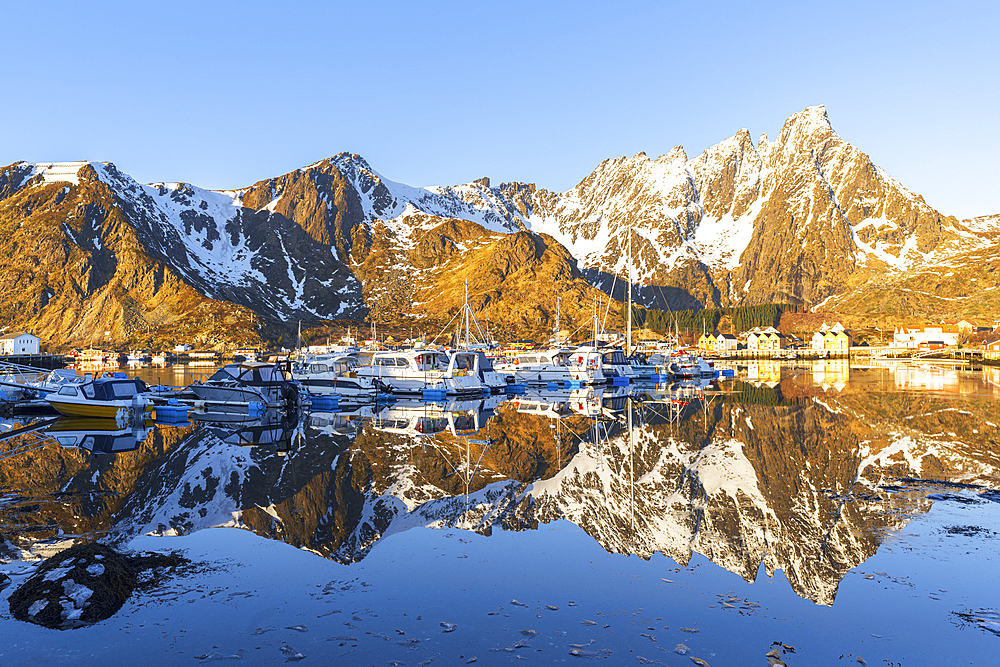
[{"left": 8, "top": 541, "right": 186, "bottom": 630}]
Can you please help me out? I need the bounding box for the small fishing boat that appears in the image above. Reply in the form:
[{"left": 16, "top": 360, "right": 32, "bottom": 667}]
[
  {"left": 666, "top": 353, "right": 716, "bottom": 378},
  {"left": 45, "top": 376, "right": 154, "bottom": 419}
]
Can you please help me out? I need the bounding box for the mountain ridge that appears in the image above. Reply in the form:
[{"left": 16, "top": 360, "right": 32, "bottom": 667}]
[{"left": 4, "top": 106, "right": 999, "bottom": 347}]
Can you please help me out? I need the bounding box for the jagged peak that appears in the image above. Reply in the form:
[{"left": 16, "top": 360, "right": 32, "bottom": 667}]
[
  {"left": 776, "top": 105, "right": 837, "bottom": 147},
  {"left": 659, "top": 145, "right": 688, "bottom": 163}
]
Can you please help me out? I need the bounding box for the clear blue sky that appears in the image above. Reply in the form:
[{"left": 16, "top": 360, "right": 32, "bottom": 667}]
[{"left": 3, "top": 0, "right": 998, "bottom": 218}]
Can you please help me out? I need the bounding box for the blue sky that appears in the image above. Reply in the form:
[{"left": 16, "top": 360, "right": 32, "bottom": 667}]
[{"left": 3, "top": 1, "right": 998, "bottom": 217}]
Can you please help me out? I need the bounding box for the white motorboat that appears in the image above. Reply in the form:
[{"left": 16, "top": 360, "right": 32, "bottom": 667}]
[
  {"left": 292, "top": 354, "right": 384, "bottom": 400},
  {"left": 369, "top": 397, "right": 501, "bottom": 437},
  {"left": 354, "top": 349, "right": 487, "bottom": 395},
  {"left": 494, "top": 348, "right": 606, "bottom": 385},
  {"left": 577, "top": 346, "right": 640, "bottom": 381},
  {"left": 666, "top": 353, "right": 716, "bottom": 378}
]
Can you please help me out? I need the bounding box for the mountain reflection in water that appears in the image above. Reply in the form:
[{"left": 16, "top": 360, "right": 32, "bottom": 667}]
[{"left": 1, "top": 364, "right": 998, "bottom": 606}]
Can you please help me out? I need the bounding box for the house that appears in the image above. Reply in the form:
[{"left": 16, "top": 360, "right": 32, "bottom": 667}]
[
  {"left": 894, "top": 324, "right": 959, "bottom": 348},
  {"left": 942, "top": 319, "right": 988, "bottom": 333},
  {"left": 0, "top": 332, "right": 40, "bottom": 355},
  {"left": 173, "top": 343, "right": 193, "bottom": 352},
  {"left": 697, "top": 332, "right": 718, "bottom": 352},
  {"left": 715, "top": 333, "right": 739, "bottom": 352},
  {"left": 811, "top": 322, "right": 852, "bottom": 351},
  {"left": 984, "top": 340, "right": 1000, "bottom": 360},
  {"left": 747, "top": 327, "right": 786, "bottom": 351},
  {"left": 745, "top": 326, "right": 783, "bottom": 351}
]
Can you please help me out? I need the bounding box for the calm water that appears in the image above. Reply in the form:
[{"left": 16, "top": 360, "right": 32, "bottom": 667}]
[{"left": 1, "top": 361, "right": 999, "bottom": 665}]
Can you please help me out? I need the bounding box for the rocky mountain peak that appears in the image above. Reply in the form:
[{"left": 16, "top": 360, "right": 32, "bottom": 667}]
[{"left": 775, "top": 104, "right": 836, "bottom": 148}]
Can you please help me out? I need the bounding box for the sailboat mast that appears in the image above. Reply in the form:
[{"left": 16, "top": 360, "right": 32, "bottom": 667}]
[
  {"left": 556, "top": 296, "right": 561, "bottom": 344},
  {"left": 626, "top": 224, "right": 632, "bottom": 357},
  {"left": 593, "top": 297, "right": 598, "bottom": 346}
]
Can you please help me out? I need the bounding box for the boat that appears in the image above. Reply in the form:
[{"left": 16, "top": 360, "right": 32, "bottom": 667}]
[
  {"left": 576, "top": 345, "right": 640, "bottom": 381},
  {"left": 127, "top": 350, "right": 151, "bottom": 364},
  {"left": 45, "top": 375, "right": 154, "bottom": 419},
  {"left": 196, "top": 409, "right": 302, "bottom": 452},
  {"left": 667, "top": 352, "right": 716, "bottom": 378},
  {"left": 354, "top": 349, "right": 489, "bottom": 396},
  {"left": 77, "top": 349, "right": 122, "bottom": 367},
  {"left": 234, "top": 348, "right": 259, "bottom": 362},
  {"left": 494, "top": 348, "right": 606, "bottom": 385},
  {"left": 292, "top": 354, "right": 385, "bottom": 400},
  {"left": 189, "top": 362, "right": 301, "bottom": 410}
]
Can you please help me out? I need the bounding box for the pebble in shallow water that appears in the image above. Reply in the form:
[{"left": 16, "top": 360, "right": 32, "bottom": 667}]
[
  {"left": 440, "top": 622, "right": 457, "bottom": 633},
  {"left": 279, "top": 644, "right": 305, "bottom": 662},
  {"left": 674, "top": 644, "right": 690, "bottom": 655},
  {"left": 766, "top": 648, "right": 787, "bottom": 666}
]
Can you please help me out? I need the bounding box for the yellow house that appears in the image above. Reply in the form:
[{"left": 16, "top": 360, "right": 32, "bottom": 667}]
[
  {"left": 698, "top": 332, "right": 718, "bottom": 352},
  {"left": 823, "top": 330, "right": 852, "bottom": 350}
]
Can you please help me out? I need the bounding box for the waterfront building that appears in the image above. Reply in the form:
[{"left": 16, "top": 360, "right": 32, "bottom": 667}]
[{"left": 0, "top": 331, "right": 40, "bottom": 355}]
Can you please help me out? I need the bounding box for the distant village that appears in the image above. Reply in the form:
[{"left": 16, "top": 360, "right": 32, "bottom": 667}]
[{"left": 696, "top": 319, "right": 1000, "bottom": 359}]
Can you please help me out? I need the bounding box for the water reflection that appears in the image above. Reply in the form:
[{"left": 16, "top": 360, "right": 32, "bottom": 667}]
[{"left": 1, "top": 364, "right": 999, "bottom": 606}]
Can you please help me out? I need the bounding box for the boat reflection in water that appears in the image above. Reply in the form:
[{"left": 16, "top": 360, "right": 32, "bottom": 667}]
[
  {"left": 368, "top": 396, "right": 503, "bottom": 438},
  {"left": 194, "top": 409, "right": 304, "bottom": 454},
  {"left": 48, "top": 414, "right": 155, "bottom": 454},
  {"left": 1, "top": 365, "right": 999, "bottom": 613}
]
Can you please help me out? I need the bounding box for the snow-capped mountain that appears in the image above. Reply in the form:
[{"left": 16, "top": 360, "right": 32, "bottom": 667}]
[{"left": 3, "top": 106, "right": 998, "bottom": 346}]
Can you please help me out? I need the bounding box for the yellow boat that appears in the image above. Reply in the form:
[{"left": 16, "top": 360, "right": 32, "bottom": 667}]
[{"left": 45, "top": 376, "right": 154, "bottom": 419}]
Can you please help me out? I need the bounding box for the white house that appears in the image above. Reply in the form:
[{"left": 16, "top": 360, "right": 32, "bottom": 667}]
[
  {"left": 0, "top": 332, "right": 41, "bottom": 355},
  {"left": 173, "top": 343, "right": 193, "bottom": 352},
  {"left": 715, "top": 333, "right": 739, "bottom": 351},
  {"left": 893, "top": 325, "right": 959, "bottom": 348}
]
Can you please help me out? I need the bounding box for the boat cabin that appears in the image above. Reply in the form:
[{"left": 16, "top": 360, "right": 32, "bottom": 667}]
[
  {"left": 55, "top": 377, "right": 147, "bottom": 401},
  {"left": 208, "top": 362, "right": 291, "bottom": 387}
]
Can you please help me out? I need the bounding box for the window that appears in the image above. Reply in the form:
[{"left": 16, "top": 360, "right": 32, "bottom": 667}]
[
  {"left": 57, "top": 386, "right": 79, "bottom": 396},
  {"left": 111, "top": 382, "right": 137, "bottom": 399}
]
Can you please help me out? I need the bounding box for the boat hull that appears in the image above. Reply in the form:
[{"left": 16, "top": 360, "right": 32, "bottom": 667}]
[{"left": 47, "top": 398, "right": 152, "bottom": 419}]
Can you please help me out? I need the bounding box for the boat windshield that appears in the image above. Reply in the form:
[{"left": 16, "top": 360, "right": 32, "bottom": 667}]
[
  {"left": 453, "top": 354, "right": 474, "bottom": 371},
  {"left": 602, "top": 351, "right": 627, "bottom": 365},
  {"left": 414, "top": 354, "right": 447, "bottom": 370}
]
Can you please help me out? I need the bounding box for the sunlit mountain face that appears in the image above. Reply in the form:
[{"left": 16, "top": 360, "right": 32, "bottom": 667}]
[{"left": 3, "top": 365, "right": 998, "bottom": 608}]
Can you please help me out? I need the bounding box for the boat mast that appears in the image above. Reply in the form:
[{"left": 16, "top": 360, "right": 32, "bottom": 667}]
[
  {"left": 464, "top": 281, "right": 471, "bottom": 349},
  {"left": 555, "top": 296, "right": 561, "bottom": 345},
  {"left": 626, "top": 223, "right": 632, "bottom": 357},
  {"left": 594, "top": 296, "right": 597, "bottom": 350}
]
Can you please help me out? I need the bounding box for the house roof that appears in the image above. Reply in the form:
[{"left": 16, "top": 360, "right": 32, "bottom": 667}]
[{"left": 0, "top": 331, "right": 36, "bottom": 341}]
